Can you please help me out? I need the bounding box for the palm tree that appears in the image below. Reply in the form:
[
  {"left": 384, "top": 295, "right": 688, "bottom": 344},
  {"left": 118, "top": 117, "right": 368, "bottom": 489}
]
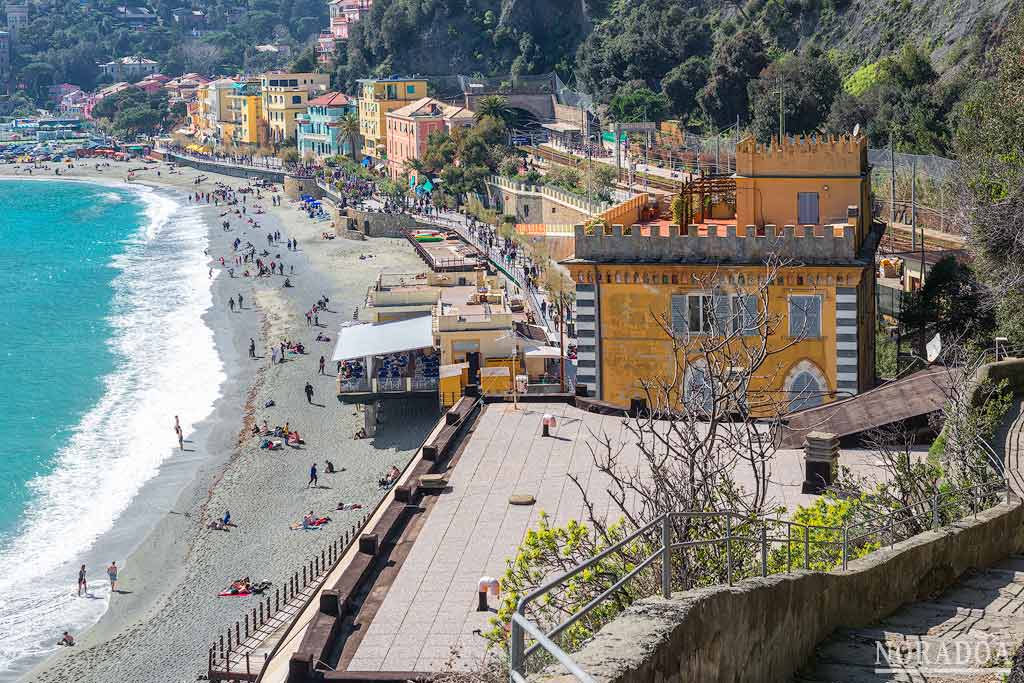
[
  {"left": 338, "top": 111, "right": 361, "bottom": 161},
  {"left": 474, "top": 95, "right": 514, "bottom": 127}
]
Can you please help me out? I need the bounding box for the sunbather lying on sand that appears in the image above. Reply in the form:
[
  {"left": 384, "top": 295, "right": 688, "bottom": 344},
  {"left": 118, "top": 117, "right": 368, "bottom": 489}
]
[
  {"left": 290, "top": 511, "right": 331, "bottom": 530},
  {"left": 336, "top": 502, "right": 364, "bottom": 511}
]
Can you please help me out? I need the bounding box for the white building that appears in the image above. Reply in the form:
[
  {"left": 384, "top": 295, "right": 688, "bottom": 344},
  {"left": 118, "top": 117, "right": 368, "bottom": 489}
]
[{"left": 99, "top": 56, "right": 160, "bottom": 81}]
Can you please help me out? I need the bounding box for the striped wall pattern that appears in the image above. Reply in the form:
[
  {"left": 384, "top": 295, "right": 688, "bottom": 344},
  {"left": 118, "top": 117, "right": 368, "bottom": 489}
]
[
  {"left": 835, "top": 287, "right": 859, "bottom": 395},
  {"left": 575, "top": 283, "right": 599, "bottom": 397}
]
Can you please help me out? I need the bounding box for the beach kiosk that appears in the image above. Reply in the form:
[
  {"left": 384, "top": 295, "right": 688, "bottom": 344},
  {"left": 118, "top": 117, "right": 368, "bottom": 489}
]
[{"left": 332, "top": 316, "right": 440, "bottom": 435}]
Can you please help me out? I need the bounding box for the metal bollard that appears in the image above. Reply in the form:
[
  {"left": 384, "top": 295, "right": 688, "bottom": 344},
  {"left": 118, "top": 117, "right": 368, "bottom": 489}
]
[{"left": 244, "top": 614, "right": 249, "bottom": 638}]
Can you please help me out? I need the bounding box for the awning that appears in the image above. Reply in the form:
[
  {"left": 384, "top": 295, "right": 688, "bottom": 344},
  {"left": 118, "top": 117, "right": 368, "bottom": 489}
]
[
  {"left": 332, "top": 316, "right": 435, "bottom": 362},
  {"left": 523, "top": 344, "right": 563, "bottom": 359},
  {"left": 542, "top": 122, "right": 581, "bottom": 133}
]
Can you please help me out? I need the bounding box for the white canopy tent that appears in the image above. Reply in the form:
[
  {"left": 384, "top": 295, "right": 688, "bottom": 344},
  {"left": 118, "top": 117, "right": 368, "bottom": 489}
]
[{"left": 332, "top": 316, "right": 435, "bottom": 362}]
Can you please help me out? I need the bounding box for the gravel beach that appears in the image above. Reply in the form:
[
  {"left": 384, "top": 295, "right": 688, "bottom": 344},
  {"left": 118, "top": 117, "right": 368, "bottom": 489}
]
[{"left": 1, "top": 159, "right": 440, "bottom": 683}]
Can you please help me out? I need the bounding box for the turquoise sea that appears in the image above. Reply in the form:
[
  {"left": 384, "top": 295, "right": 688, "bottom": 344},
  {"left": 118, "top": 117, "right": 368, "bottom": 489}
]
[
  {"left": 0, "top": 179, "right": 225, "bottom": 678},
  {"left": 0, "top": 181, "right": 133, "bottom": 537}
]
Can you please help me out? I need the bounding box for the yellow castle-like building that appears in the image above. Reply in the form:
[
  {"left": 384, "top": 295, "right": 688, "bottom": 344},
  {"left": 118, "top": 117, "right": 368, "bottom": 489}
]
[{"left": 564, "top": 134, "right": 881, "bottom": 410}]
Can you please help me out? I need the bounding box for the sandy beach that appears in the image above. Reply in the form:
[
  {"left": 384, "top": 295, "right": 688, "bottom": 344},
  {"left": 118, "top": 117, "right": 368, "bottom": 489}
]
[{"left": 0, "top": 158, "right": 440, "bottom": 683}]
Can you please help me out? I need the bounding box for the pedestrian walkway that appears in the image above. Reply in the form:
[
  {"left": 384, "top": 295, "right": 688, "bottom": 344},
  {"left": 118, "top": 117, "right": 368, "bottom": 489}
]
[
  {"left": 795, "top": 558, "right": 1024, "bottom": 682},
  {"left": 796, "top": 398, "right": 1024, "bottom": 682}
]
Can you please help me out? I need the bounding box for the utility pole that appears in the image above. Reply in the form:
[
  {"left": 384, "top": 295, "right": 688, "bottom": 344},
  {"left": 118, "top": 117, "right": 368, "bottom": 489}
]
[
  {"left": 910, "top": 157, "right": 917, "bottom": 251},
  {"left": 778, "top": 76, "right": 784, "bottom": 142},
  {"left": 889, "top": 136, "right": 896, "bottom": 252},
  {"left": 734, "top": 114, "right": 740, "bottom": 173}
]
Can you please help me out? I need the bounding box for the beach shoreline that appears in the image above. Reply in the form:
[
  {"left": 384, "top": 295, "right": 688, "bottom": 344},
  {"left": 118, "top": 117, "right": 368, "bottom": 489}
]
[{"left": 0, "top": 159, "right": 439, "bottom": 683}]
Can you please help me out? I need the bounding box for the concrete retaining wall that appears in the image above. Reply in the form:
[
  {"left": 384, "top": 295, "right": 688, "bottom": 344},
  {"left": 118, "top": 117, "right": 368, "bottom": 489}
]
[
  {"left": 161, "top": 152, "right": 286, "bottom": 183},
  {"left": 537, "top": 498, "right": 1024, "bottom": 683},
  {"left": 342, "top": 208, "right": 434, "bottom": 239},
  {"left": 284, "top": 175, "right": 323, "bottom": 201}
]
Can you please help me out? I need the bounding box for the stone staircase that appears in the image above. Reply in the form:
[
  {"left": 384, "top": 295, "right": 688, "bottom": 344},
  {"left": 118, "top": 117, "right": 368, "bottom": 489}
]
[
  {"left": 796, "top": 398, "right": 1024, "bottom": 683},
  {"left": 795, "top": 558, "right": 1024, "bottom": 682}
]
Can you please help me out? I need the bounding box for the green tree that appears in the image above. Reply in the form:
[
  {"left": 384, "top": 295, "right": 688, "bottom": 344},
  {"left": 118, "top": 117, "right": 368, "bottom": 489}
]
[
  {"left": 473, "top": 95, "right": 514, "bottom": 127},
  {"left": 290, "top": 47, "right": 318, "bottom": 73},
  {"left": 18, "top": 61, "right": 56, "bottom": 102},
  {"left": 608, "top": 86, "right": 669, "bottom": 123},
  {"left": 952, "top": 15, "right": 1024, "bottom": 346},
  {"left": 337, "top": 111, "right": 361, "bottom": 161},
  {"left": 661, "top": 57, "right": 708, "bottom": 121},
  {"left": 697, "top": 30, "right": 768, "bottom": 128},
  {"left": 747, "top": 49, "right": 841, "bottom": 141},
  {"left": 826, "top": 45, "right": 958, "bottom": 154},
  {"left": 899, "top": 256, "right": 994, "bottom": 355}
]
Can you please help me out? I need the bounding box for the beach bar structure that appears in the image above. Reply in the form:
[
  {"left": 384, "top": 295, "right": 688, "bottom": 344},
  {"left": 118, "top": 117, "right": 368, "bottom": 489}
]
[{"left": 333, "top": 316, "right": 440, "bottom": 432}]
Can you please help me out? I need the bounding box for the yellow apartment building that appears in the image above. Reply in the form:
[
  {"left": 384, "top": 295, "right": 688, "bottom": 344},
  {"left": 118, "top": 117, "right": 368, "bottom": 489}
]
[
  {"left": 356, "top": 77, "right": 428, "bottom": 160},
  {"left": 225, "top": 80, "right": 263, "bottom": 146},
  {"left": 259, "top": 71, "right": 330, "bottom": 144},
  {"left": 565, "top": 134, "right": 880, "bottom": 411}
]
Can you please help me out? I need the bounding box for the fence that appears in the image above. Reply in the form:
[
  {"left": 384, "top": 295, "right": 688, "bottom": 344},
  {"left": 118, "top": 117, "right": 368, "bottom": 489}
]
[
  {"left": 207, "top": 513, "right": 375, "bottom": 682},
  {"left": 509, "top": 477, "right": 1009, "bottom": 682}
]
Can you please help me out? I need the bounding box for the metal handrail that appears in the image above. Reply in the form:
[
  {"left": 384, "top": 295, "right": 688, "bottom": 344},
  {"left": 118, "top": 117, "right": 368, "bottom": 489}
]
[{"left": 510, "top": 477, "right": 1009, "bottom": 681}]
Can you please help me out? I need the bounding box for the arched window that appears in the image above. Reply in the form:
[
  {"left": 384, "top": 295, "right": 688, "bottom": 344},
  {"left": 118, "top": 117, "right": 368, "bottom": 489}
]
[{"left": 785, "top": 360, "right": 828, "bottom": 412}]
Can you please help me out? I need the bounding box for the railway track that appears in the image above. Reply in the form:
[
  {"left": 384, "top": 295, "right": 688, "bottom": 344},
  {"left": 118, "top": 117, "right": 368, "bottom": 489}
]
[{"left": 523, "top": 144, "right": 682, "bottom": 194}]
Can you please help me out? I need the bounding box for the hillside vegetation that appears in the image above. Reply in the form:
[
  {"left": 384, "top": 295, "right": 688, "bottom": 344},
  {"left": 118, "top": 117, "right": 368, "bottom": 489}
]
[{"left": 5, "top": 0, "right": 1023, "bottom": 154}]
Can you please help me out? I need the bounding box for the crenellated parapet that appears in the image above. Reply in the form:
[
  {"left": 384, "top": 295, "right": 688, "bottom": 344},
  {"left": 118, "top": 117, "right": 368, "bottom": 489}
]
[
  {"left": 572, "top": 222, "right": 859, "bottom": 264},
  {"left": 735, "top": 133, "right": 868, "bottom": 179}
]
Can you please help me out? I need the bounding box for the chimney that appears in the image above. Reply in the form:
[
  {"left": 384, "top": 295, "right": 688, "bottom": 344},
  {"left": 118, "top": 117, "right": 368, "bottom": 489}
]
[{"left": 802, "top": 432, "right": 839, "bottom": 494}]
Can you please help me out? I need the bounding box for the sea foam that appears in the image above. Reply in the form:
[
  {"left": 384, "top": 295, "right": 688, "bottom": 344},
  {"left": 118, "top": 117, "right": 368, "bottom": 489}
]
[{"left": 0, "top": 185, "right": 225, "bottom": 678}]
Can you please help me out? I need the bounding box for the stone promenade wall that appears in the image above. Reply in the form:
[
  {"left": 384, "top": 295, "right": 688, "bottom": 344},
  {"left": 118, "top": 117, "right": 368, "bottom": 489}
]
[
  {"left": 538, "top": 498, "right": 1024, "bottom": 683},
  {"left": 159, "top": 151, "right": 286, "bottom": 183}
]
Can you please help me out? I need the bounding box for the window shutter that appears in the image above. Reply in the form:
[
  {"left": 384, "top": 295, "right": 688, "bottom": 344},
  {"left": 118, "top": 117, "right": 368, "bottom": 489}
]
[
  {"left": 798, "top": 192, "right": 820, "bottom": 224},
  {"left": 807, "top": 296, "right": 821, "bottom": 337},
  {"left": 713, "top": 295, "right": 731, "bottom": 334},
  {"left": 671, "top": 295, "right": 687, "bottom": 336},
  {"left": 736, "top": 295, "right": 758, "bottom": 334}
]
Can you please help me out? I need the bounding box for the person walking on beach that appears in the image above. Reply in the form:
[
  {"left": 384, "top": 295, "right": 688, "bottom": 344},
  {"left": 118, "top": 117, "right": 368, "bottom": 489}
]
[
  {"left": 107, "top": 561, "right": 118, "bottom": 593},
  {"left": 238, "top": 293, "right": 244, "bottom": 309},
  {"left": 229, "top": 297, "right": 235, "bottom": 312},
  {"left": 304, "top": 382, "right": 314, "bottom": 404},
  {"left": 249, "top": 338, "right": 256, "bottom": 359},
  {"left": 308, "top": 463, "right": 318, "bottom": 488},
  {"left": 319, "top": 356, "right": 325, "bottom": 375},
  {"left": 271, "top": 346, "right": 279, "bottom": 365},
  {"left": 77, "top": 564, "right": 87, "bottom": 596}
]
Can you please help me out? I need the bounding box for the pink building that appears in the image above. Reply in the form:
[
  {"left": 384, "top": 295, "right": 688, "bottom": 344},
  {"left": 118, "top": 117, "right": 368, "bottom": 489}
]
[
  {"left": 317, "top": 0, "right": 373, "bottom": 64},
  {"left": 82, "top": 82, "right": 132, "bottom": 119},
  {"left": 385, "top": 97, "right": 473, "bottom": 180}
]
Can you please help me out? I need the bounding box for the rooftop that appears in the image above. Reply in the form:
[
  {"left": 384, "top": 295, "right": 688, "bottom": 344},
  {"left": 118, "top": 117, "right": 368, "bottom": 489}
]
[
  {"left": 388, "top": 97, "right": 471, "bottom": 121},
  {"left": 358, "top": 76, "right": 425, "bottom": 84},
  {"left": 308, "top": 91, "right": 353, "bottom": 107},
  {"left": 338, "top": 401, "right": 912, "bottom": 673}
]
